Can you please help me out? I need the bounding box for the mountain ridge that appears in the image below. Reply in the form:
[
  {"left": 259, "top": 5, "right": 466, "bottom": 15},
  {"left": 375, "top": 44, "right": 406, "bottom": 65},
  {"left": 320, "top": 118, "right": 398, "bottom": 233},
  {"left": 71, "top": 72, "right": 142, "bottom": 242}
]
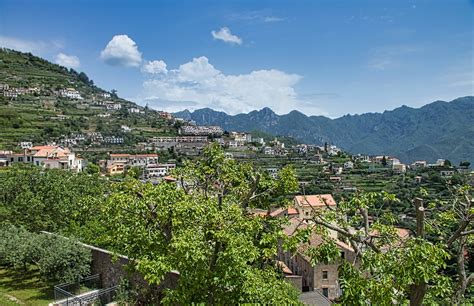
[{"left": 175, "top": 96, "right": 474, "bottom": 164}]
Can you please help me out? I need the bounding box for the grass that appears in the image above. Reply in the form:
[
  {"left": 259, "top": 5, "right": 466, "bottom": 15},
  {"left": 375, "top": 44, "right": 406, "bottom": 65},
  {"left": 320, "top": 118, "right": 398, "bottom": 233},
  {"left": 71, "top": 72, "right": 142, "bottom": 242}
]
[{"left": 0, "top": 266, "right": 54, "bottom": 305}]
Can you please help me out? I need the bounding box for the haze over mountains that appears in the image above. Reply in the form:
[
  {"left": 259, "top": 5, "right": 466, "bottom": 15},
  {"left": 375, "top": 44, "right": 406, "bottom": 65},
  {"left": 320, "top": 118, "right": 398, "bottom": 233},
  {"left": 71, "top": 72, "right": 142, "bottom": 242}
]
[{"left": 175, "top": 96, "right": 474, "bottom": 164}]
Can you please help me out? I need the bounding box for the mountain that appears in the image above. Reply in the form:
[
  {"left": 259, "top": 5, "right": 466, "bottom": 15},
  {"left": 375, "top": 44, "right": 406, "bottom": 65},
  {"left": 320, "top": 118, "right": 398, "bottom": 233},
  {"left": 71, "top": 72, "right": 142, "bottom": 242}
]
[
  {"left": 175, "top": 97, "right": 474, "bottom": 164},
  {"left": 0, "top": 48, "right": 176, "bottom": 149}
]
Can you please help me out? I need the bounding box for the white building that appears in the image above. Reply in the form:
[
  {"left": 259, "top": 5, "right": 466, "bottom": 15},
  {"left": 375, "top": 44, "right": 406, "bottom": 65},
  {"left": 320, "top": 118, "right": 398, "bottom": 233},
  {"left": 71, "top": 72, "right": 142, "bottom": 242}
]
[
  {"left": 59, "top": 88, "right": 83, "bottom": 99},
  {"left": 344, "top": 161, "right": 354, "bottom": 170}
]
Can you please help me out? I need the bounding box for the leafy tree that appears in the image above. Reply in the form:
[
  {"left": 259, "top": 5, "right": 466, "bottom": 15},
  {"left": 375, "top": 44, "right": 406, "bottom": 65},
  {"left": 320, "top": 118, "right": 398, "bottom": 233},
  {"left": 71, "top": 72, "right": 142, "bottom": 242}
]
[
  {"left": 381, "top": 155, "right": 387, "bottom": 167},
  {"left": 0, "top": 224, "right": 91, "bottom": 283},
  {"left": 85, "top": 163, "right": 100, "bottom": 175},
  {"left": 0, "top": 164, "right": 107, "bottom": 232},
  {"left": 444, "top": 159, "right": 452, "bottom": 167},
  {"left": 301, "top": 188, "right": 473, "bottom": 305},
  {"left": 100, "top": 143, "right": 300, "bottom": 304}
]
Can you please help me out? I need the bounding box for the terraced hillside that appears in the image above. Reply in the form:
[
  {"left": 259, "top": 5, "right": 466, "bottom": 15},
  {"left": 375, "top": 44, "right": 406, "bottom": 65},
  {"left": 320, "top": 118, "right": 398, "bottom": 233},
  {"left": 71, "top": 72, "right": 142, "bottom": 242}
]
[{"left": 0, "top": 48, "right": 177, "bottom": 149}]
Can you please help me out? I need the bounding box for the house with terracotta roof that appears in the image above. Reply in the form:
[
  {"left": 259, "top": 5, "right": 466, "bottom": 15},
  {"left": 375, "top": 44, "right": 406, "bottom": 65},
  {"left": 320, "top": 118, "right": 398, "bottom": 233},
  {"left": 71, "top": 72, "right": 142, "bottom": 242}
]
[
  {"left": 5, "top": 145, "right": 83, "bottom": 172},
  {"left": 278, "top": 218, "right": 357, "bottom": 300},
  {"left": 294, "top": 194, "right": 337, "bottom": 220}
]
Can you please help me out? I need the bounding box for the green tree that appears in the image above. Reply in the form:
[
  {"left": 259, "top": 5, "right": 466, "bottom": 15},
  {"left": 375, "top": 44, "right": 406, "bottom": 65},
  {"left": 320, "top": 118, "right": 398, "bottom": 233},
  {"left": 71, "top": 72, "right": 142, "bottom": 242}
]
[
  {"left": 85, "top": 163, "right": 100, "bottom": 175},
  {"left": 301, "top": 189, "right": 473, "bottom": 305},
  {"left": 100, "top": 143, "right": 300, "bottom": 304}
]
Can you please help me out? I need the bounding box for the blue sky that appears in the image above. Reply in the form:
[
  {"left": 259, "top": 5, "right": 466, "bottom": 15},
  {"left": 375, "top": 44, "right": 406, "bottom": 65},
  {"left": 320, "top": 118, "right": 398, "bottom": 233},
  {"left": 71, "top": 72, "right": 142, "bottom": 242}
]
[{"left": 0, "top": 0, "right": 472, "bottom": 117}]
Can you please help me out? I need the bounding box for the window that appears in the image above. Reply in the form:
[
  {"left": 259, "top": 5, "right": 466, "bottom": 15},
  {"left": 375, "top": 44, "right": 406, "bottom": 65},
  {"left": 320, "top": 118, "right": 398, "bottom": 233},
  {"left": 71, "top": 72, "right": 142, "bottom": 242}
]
[
  {"left": 18, "top": 157, "right": 23, "bottom": 162},
  {"left": 322, "top": 288, "right": 329, "bottom": 297},
  {"left": 322, "top": 270, "right": 328, "bottom": 280},
  {"left": 341, "top": 251, "right": 345, "bottom": 259}
]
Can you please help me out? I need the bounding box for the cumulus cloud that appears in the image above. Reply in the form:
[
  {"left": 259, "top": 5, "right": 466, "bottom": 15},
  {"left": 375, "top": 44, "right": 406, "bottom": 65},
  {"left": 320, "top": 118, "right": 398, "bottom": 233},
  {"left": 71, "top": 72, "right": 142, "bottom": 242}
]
[
  {"left": 100, "top": 34, "right": 142, "bottom": 67},
  {"left": 211, "top": 27, "right": 242, "bottom": 45},
  {"left": 55, "top": 53, "right": 80, "bottom": 69},
  {"left": 137, "top": 56, "right": 327, "bottom": 115},
  {"left": 141, "top": 60, "right": 167, "bottom": 74}
]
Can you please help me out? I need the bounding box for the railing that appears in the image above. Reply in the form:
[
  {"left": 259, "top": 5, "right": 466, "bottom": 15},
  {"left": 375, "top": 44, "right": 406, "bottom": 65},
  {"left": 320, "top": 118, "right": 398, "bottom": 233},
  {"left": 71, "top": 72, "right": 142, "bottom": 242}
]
[{"left": 53, "top": 274, "right": 119, "bottom": 305}]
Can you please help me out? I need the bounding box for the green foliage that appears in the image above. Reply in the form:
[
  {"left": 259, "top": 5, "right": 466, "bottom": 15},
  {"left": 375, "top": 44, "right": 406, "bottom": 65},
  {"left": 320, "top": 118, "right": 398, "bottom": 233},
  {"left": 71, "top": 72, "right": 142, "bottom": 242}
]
[
  {"left": 0, "top": 163, "right": 108, "bottom": 232},
  {"left": 0, "top": 224, "right": 91, "bottom": 283},
  {"left": 99, "top": 143, "right": 300, "bottom": 304}
]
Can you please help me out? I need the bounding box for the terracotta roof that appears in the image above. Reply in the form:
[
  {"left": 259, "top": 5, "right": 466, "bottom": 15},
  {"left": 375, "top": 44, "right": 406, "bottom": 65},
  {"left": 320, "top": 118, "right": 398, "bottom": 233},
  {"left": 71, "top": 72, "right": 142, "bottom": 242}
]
[
  {"left": 110, "top": 154, "right": 131, "bottom": 157},
  {"left": 287, "top": 207, "right": 298, "bottom": 215},
  {"left": 163, "top": 175, "right": 177, "bottom": 182},
  {"left": 294, "top": 194, "right": 336, "bottom": 207}
]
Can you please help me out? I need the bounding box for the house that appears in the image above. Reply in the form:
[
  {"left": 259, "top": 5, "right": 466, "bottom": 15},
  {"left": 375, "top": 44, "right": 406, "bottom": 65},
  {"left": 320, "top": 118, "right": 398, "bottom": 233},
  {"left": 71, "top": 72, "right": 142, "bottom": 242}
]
[
  {"left": 329, "top": 176, "right": 342, "bottom": 184},
  {"left": 343, "top": 161, "right": 354, "bottom": 170},
  {"left": 392, "top": 163, "right": 407, "bottom": 174},
  {"left": 6, "top": 145, "right": 83, "bottom": 172},
  {"left": 440, "top": 170, "right": 455, "bottom": 177},
  {"left": 266, "top": 167, "right": 279, "bottom": 179},
  {"left": 269, "top": 207, "right": 299, "bottom": 219},
  {"left": 121, "top": 125, "right": 132, "bottom": 132},
  {"left": 179, "top": 125, "right": 223, "bottom": 136},
  {"left": 414, "top": 176, "right": 423, "bottom": 184},
  {"left": 101, "top": 92, "right": 111, "bottom": 99},
  {"left": 263, "top": 146, "right": 275, "bottom": 155},
  {"left": 278, "top": 218, "right": 356, "bottom": 299},
  {"left": 128, "top": 107, "right": 141, "bottom": 114},
  {"left": 3, "top": 90, "right": 18, "bottom": 98},
  {"left": 59, "top": 88, "right": 82, "bottom": 99},
  {"left": 103, "top": 136, "right": 124, "bottom": 144},
  {"left": 0, "top": 83, "right": 9, "bottom": 91},
  {"left": 144, "top": 163, "right": 176, "bottom": 178},
  {"left": 411, "top": 161, "right": 427, "bottom": 169},
  {"left": 105, "top": 102, "right": 122, "bottom": 110},
  {"left": 293, "top": 194, "right": 337, "bottom": 221},
  {"left": 253, "top": 137, "right": 265, "bottom": 145},
  {"left": 19, "top": 142, "right": 33, "bottom": 149}
]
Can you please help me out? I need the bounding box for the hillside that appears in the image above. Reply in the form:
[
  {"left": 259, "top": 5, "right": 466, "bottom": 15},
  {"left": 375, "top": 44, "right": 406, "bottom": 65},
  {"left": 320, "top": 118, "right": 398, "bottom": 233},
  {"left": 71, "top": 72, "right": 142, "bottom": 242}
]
[
  {"left": 175, "top": 97, "right": 474, "bottom": 164},
  {"left": 0, "top": 48, "right": 177, "bottom": 150}
]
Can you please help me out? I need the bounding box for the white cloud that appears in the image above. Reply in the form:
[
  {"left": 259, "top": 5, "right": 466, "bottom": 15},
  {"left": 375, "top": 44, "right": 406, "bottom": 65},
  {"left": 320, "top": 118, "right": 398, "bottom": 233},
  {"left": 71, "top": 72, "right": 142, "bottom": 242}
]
[
  {"left": 211, "top": 27, "right": 242, "bottom": 45},
  {"left": 0, "top": 35, "right": 62, "bottom": 53},
  {"left": 138, "top": 56, "right": 326, "bottom": 115},
  {"left": 55, "top": 53, "right": 80, "bottom": 69},
  {"left": 141, "top": 60, "right": 167, "bottom": 74},
  {"left": 100, "top": 34, "right": 142, "bottom": 67}
]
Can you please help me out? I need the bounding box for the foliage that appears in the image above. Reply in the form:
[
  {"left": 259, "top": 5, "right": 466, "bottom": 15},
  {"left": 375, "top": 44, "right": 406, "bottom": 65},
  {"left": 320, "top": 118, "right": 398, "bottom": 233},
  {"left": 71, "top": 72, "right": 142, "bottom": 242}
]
[
  {"left": 0, "top": 224, "right": 91, "bottom": 283},
  {"left": 99, "top": 143, "right": 300, "bottom": 304},
  {"left": 0, "top": 163, "right": 108, "bottom": 232},
  {"left": 302, "top": 189, "right": 473, "bottom": 305}
]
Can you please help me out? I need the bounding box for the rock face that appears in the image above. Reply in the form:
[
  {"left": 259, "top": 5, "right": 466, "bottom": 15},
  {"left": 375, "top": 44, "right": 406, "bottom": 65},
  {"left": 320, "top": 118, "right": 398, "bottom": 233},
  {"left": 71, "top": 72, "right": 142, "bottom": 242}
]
[{"left": 175, "top": 96, "right": 474, "bottom": 163}]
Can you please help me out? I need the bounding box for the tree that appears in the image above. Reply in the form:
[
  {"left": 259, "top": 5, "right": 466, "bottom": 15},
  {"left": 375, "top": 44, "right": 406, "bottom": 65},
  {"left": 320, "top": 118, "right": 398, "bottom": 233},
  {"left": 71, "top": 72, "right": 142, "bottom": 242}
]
[
  {"left": 444, "top": 159, "right": 452, "bottom": 167},
  {"left": 301, "top": 188, "right": 473, "bottom": 305},
  {"left": 460, "top": 161, "right": 471, "bottom": 168},
  {"left": 85, "top": 163, "right": 100, "bottom": 175},
  {"left": 100, "top": 143, "right": 300, "bottom": 304},
  {"left": 381, "top": 155, "right": 387, "bottom": 167}
]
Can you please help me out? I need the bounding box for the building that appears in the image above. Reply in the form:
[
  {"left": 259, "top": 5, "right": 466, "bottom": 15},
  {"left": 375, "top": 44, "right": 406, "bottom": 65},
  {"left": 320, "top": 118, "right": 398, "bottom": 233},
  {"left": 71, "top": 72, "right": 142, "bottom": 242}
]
[
  {"left": 5, "top": 145, "right": 83, "bottom": 172},
  {"left": 59, "top": 88, "right": 83, "bottom": 99},
  {"left": 144, "top": 163, "right": 176, "bottom": 178},
  {"left": 344, "top": 161, "right": 354, "bottom": 170},
  {"left": 293, "top": 194, "right": 337, "bottom": 220},
  {"left": 179, "top": 125, "right": 223, "bottom": 136},
  {"left": 278, "top": 218, "right": 356, "bottom": 299},
  {"left": 103, "top": 136, "right": 124, "bottom": 144},
  {"left": 392, "top": 163, "right": 407, "bottom": 174},
  {"left": 19, "top": 142, "right": 33, "bottom": 149},
  {"left": 105, "top": 102, "right": 122, "bottom": 110},
  {"left": 411, "top": 160, "right": 427, "bottom": 169},
  {"left": 101, "top": 92, "right": 111, "bottom": 99},
  {"left": 129, "top": 107, "right": 141, "bottom": 113}
]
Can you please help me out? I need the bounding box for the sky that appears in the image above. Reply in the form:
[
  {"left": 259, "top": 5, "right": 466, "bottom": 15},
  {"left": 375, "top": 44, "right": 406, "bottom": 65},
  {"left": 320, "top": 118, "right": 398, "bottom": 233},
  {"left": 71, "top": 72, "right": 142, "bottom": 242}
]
[{"left": 0, "top": 0, "right": 472, "bottom": 117}]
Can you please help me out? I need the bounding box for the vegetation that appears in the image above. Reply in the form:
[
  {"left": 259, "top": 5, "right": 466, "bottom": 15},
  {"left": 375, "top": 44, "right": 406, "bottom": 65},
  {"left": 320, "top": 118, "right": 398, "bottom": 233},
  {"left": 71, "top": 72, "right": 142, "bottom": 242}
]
[
  {"left": 98, "top": 144, "right": 301, "bottom": 304},
  {"left": 0, "top": 48, "right": 177, "bottom": 150},
  {"left": 0, "top": 224, "right": 91, "bottom": 283}
]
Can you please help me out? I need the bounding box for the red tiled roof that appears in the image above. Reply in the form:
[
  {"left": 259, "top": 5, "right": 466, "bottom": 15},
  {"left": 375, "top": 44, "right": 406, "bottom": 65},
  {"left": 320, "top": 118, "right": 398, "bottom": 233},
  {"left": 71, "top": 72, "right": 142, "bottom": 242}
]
[{"left": 294, "top": 194, "right": 336, "bottom": 207}]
